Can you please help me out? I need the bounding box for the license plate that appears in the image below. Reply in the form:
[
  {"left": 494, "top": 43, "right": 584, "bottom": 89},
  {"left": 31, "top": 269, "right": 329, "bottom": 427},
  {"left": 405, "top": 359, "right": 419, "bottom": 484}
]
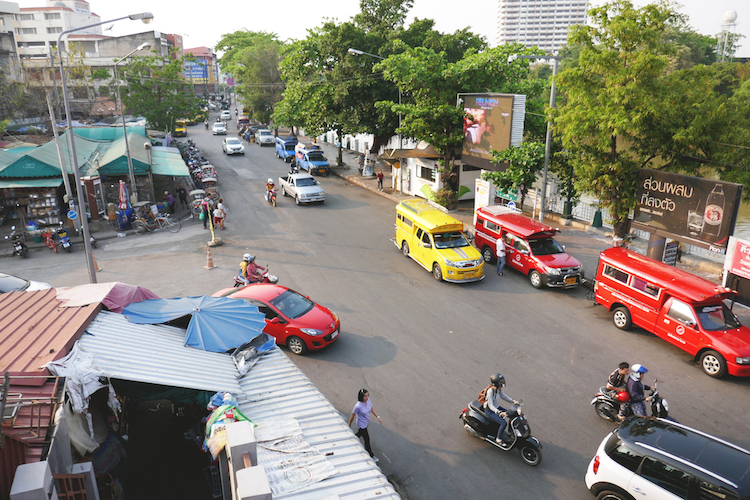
[
  {"left": 331, "top": 330, "right": 339, "bottom": 339},
  {"left": 565, "top": 277, "right": 578, "bottom": 285}
]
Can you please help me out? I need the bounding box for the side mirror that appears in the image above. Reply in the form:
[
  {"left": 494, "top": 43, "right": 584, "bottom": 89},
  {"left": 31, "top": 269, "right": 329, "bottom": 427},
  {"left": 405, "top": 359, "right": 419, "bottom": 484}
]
[
  {"left": 521, "top": 249, "right": 529, "bottom": 255},
  {"left": 685, "top": 320, "right": 697, "bottom": 329},
  {"left": 562, "top": 244, "right": 566, "bottom": 250},
  {"left": 423, "top": 243, "right": 432, "bottom": 249},
  {"left": 270, "top": 317, "right": 281, "bottom": 324}
]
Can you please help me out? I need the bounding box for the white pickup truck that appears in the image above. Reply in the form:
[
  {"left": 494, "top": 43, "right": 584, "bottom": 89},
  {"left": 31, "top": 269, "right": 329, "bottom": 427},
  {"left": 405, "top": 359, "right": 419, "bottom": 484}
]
[{"left": 278, "top": 173, "right": 326, "bottom": 205}]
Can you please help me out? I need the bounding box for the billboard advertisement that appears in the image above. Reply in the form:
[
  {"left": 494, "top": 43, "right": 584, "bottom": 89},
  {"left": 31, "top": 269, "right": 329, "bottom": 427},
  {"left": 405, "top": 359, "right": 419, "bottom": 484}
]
[
  {"left": 184, "top": 59, "right": 209, "bottom": 83},
  {"left": 632, "top": 169, "right": 743, "bottom": 252},
  {"left": 724, "top": 236, "right": 750, "bottom": 280},
  {"left": 460, "top": 94, "right": 515, "bottom": 171}
]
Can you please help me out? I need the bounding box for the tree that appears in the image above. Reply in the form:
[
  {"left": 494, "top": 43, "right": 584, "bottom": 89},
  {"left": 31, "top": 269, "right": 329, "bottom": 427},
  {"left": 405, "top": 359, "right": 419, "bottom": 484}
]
[
  {"left": 216, "top": 31, "right": 285, "bottom": 123},
  {"left": 376, "top": 41, "right": 545, "bottom": 192},
  {"left": 482, "top": 141, "right": 545, "bottom": 208},
  {"left": 119, "top": 52, "right": 200, "bottom": 131},
  {"left": 553, "top": 0, "right": 684, "bottom": 236}
]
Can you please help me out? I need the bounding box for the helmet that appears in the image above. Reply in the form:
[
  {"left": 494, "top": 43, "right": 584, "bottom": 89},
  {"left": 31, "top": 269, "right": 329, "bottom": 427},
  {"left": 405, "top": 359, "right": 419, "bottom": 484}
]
[
  {"left": 630, "top": 364, "right": 648, "bottom": 381},
  {"left": 490, "top": 373, "right": 505, "bottom": 388},
  {"left": 267, "top": 178, "right": 274, "bottom": 184},
  {"left": 616, "top": 391, "right": 630, "bottom": 403},
  {"left": 243, "top": 253, "right": 252, "bottom": 261},
  {"left": 247, "top": 255, "right": 256, "bottom": 263}
]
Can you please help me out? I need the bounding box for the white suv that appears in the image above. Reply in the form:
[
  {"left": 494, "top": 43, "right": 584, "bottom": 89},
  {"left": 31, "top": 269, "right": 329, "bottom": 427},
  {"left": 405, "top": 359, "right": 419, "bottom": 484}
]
[
  {"left": 586, "top": 416, "right": 749, "bottom": 500},
  {"left": 220, "top": 110, "right": 232, "bottom": 121},
  {"left": 255, "top": 129, "right": 274, "bottom": 147},
  {"left": 222, "top": 137, "right": 245, "bottom": 155}
]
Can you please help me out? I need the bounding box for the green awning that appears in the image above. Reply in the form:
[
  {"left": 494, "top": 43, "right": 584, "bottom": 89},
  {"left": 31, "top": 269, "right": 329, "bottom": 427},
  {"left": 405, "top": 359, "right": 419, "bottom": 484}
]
[
  {"left": 0, "top": 132, "right": 101, "bottom": 178},
  {"left": 0, "top": 178, "right": 62, "bottom": 188},
  {"left": 74, "top": 126, "right": 147, "bottom": 141},
  {"left": 151, "top": 150, "right": 189, "bottom": 177},
  {"left": 97, "top": 132, "right": 151, "bottom": 176}
]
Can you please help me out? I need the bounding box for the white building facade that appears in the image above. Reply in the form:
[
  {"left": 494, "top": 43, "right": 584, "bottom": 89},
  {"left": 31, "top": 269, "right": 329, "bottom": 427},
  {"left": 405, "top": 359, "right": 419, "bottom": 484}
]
[{"left": 496, "top": 0, "right": 588, "bottom": 53}]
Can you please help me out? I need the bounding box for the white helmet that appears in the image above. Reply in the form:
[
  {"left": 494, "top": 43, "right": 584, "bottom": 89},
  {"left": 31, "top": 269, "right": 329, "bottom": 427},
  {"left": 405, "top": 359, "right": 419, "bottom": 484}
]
[
  {"left": 630, "top": 364, "right": 648, "bottom": 381},
  {"left": 267, "top": 178, "right": 274, "bottom": 184},
  {"left": 243, "top": 253, "right": 252, "bottom": 261}
]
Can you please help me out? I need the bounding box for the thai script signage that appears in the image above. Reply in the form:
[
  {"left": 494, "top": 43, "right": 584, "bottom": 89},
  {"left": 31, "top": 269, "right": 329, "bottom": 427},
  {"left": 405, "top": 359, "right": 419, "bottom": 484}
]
[
  {"left": 633, "top": 169, "right": 743, "bottom": 252},
  {"left": 725, "top": 236, "right": 750, "bottom": 280}
]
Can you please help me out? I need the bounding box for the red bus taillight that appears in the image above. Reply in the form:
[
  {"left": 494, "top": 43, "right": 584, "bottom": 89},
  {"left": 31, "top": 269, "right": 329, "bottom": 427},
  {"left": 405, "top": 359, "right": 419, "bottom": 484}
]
[{"left": 592, "top": 455, "right": 600, "bottom": 474}]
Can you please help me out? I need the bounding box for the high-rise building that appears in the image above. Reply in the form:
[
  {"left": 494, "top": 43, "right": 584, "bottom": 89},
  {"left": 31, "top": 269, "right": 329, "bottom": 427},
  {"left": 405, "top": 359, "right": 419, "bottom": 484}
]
[{"left": 496, "top": 0, "right": 588, "bottom": 53}]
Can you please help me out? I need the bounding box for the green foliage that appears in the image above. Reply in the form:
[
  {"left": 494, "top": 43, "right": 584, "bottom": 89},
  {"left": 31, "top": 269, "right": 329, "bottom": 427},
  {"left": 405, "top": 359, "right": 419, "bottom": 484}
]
[
  {"left": 91, "top": 68, "right": 110, "bottom": 80},
  {"left": 119, "top": 51, "right": 200, "bottom": 131},
  {"left": 433, "top": 187, "right": 458, "bottom": 208},
  {"left": 216, "top": 31, "right": 284, "bottom": 123},
  {"left": 482, "top": 141, "right": 545, "bottom": 207}
]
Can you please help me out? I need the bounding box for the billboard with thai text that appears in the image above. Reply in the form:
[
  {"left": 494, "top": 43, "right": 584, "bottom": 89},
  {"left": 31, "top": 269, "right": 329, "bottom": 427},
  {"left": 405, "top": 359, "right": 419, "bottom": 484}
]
[
  {"left": 184, "top": 59, "right": 209, "bottom": 83},
  {"left": 632, "top": 169, "right": 743, "bottom": 252}
]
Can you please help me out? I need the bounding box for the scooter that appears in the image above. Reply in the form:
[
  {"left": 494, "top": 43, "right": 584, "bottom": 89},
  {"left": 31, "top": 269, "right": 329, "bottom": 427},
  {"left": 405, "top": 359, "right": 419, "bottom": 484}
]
[
  {"left": 57, "top": 222, "right": 72, "bottom": 252},
  {"left": 233, "top": 268, "right": 279, "bottom": 287},
  {"left": 591, "top": 379, "right": 669, "bottom": 422},
  {"left": 5, "top": 225, "right": 28, "bottom": 258},
  {"left": 459, "top": 400, "right": 543, "bottom": 466},
  {"left": 266, "top": 188, "right": 277, "bottom": 207}
]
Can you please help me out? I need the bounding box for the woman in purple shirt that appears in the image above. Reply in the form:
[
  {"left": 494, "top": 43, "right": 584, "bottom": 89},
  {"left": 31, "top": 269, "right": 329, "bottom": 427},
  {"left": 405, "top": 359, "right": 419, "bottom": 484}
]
[{"left": 348, "top": 389, "right": 382, "bottom": 461}]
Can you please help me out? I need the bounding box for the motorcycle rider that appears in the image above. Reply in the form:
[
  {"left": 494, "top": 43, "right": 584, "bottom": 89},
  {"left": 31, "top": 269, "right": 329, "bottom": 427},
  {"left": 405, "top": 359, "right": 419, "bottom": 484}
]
[
  {"left": 204, "top": 119, "right": 209, "bottom": 130},
  {"left": 606, "top": 362, "right": 630, "bottom": 421},
  {"left": 626, "top": 364, "right": 651, "bottom": 417},
  {"left": 484, "top": 373, "right": 520, "bottom": 445},
  {"left": 265, "top": 178, "right": 276, "bottom": 202}
]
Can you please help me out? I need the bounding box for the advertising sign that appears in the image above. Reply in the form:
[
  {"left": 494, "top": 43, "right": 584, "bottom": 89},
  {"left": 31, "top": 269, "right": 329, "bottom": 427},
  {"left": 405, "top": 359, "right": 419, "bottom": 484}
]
[
  {"left": 724, "top": 236, "right": 750, "bottom": 281},
  {"left": 633, "top": 169, "right": 743, "bottom": 252},
  {"left": 460, "top": 94, "right": 515, "bottom": 171},
  {"left": 183, "top": 60, "right": 209, "bottom": 83}
]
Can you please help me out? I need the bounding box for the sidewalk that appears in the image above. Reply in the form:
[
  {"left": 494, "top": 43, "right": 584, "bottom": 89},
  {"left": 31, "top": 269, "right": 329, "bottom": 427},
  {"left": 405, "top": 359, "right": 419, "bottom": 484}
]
[{"left": 309, "top": 136, "right": 726, "bottom": 283}]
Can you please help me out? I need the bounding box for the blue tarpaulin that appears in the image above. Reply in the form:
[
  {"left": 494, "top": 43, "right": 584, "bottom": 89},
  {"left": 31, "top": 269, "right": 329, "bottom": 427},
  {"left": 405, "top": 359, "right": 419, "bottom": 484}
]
[{"left": 122, "top": 296, "right": 268, "bottom": 352}]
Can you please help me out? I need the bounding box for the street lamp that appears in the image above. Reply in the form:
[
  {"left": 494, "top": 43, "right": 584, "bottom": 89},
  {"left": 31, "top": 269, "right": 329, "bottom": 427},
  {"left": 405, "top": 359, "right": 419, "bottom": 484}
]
[
  {"left": 347, "top": 48, "right": 403, "bottom": 192},
  {"left": 57, "top": 11, "right": 154, "bottom": 283},
  {"left": 114, "top": 41, "right": 151, "bottom": 204},
  {"left": 508, "top": 53, "right": 560, "bottom": 223}
]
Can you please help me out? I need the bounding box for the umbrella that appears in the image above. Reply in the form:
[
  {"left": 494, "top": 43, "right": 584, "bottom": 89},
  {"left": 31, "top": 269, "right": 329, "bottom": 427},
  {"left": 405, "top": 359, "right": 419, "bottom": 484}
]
[
  {"left": 118, "top": 180, "right": 130, "bottom": 210},
  {"left": 122, "top": 296, "right": 268, "bottom": 353},
  {"left": 56, "top": 282, "right": 159, "bottom": 313}
]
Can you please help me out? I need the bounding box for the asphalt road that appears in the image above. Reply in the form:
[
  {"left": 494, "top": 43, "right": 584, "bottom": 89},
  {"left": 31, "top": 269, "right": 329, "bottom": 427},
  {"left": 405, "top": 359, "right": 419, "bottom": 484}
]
[{"left": 6, "top": 118, "right": 750, "bottom": 499}]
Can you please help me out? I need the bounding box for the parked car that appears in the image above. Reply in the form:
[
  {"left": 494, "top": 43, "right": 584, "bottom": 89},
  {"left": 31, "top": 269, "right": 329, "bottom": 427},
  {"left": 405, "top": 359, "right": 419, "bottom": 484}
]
[
  {"left": 220, "top": 110, "right": 232, "bottom": 121},
  {"left": 213, "top": 283, "right": 340, "bottom": 354},
  {"left": 173, "top": 120, "right": 188, "bottom": 137},
  {"left": 212, "top": 122, "right": 227, "bottom": 135},
  {"left": 237, "top": 115, "right": 250, "bottom": 129},
  {"left": 586, "top": 416, "right": 750, "bottom": 500},
  {"left": 222, "top": 137, "right": 245, "bottom": 155},
  {"left": 0, "top": 272, "right": 51, "bottom": 293},
  {"left": 474, "top": 206, "right": 582, "bottom": 289},
  {"left": 594, "top": 246, "right": 750, "bottom": 378},
  {"left": 255, "top": 129, "right": 274, "bottom": 146}
]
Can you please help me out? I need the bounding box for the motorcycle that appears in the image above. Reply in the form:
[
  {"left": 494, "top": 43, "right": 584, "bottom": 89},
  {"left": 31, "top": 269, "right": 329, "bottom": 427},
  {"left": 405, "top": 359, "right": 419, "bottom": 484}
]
[
  {"left": 57, "top": 223, "right": 72, "bottom": 252},
  {"left": 233, "top": 268, "right": 279, "bottom": 287},
  {"left": 591, "top": 379, "right": 668, "bottom": 422},
  {"left": 5, "top": 225, "right": 28, "bottom": 258},
  {"left": 266, "top": 188, "right": 277, "bottom": 207},
  {"left": 459, "top": 400, "right": 543, "bottom": 466}
]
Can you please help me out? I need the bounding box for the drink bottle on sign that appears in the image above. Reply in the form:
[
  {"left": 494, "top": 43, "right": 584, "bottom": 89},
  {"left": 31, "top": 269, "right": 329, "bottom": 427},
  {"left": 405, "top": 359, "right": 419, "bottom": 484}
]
[{"left": 701, "top": 184, "right": 725, "bottom": 242}]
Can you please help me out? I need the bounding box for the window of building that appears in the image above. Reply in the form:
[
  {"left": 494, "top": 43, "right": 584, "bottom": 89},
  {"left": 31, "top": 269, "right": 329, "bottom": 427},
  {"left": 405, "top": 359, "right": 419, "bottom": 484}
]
[
  {"left": 44, "top": 13, "right": 61, "bottom": 20},
  {"left": 47, "top": 27, "right": 62, "bottom": 34},
  {"left": 18, "top": 13, "right": 34, "bottom": 21},
  {"left": 17, "top": 28, "right": 37, "bottom": 35},
  {"left": 27, "top": 41, "right": 45, "bottom": 47},
  {"left": 417, "top": 165, "right": 436, "bottom": 182},
  {"left": 462, "top": 165, "right": 480, "bottom": 171}
]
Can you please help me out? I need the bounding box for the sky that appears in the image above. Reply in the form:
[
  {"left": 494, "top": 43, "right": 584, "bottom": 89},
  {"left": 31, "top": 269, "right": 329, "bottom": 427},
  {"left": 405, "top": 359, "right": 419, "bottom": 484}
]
[{"left": 20, "top": 0, "right": 750, "bottom": 57}]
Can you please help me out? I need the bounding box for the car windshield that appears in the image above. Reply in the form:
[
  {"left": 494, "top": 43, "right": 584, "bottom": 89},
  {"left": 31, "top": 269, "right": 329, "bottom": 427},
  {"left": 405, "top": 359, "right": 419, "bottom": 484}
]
[
  {"left": 260, "top": 131, "right": 271, "bottom": 136},
  {"left": 433, "top": 231, "right": 470, "bottom": 249},
  {"left": 528, "top": 237, "right": 565, "bottom": 255},
  {"left": 296, "top": 177, "right": 317, "bottom": 187},
  {"left": 696, "top": 303, "right": 741, "bottom": 331},
  {"left": 226, "top": 139, "right": 241, "bottom": 145},
  {"left": 213, "top": 124, "right": 225, "bottom": 129},
  {"left": 269, "top": 290, "right": 315, "bottom": 319},
  {"left": 0, "top": 274, "right": 29, "bottom": 293},
  {"left": 308, "top": 153, "right": 326, "bottom": 161}
]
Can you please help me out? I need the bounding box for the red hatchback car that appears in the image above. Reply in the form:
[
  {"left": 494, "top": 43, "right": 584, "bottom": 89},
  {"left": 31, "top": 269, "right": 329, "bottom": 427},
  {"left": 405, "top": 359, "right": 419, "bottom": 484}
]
[{"left": 213, "top": 284, "right": 340, "bottom": 355}]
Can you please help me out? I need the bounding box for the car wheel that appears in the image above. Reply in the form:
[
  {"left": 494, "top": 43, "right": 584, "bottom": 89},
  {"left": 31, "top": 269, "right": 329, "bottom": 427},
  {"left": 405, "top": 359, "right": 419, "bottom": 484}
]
[
  {"left": 529, "top": 270, "right": 542, "bottom": 288},
  {"left": 402, "top": 241, "right": 409, "bottom": 257},
  {"left": 295, "top": 195, "right": 301, "bottom": 206},
  {"left": 287, "top": 336, "right": 307, "bottom": 355},
  {"left": 612, "top": 306, "right": 632, "bottom": 330},
  {"left": 433, "top": 263, "right": 443, "bottom": 281},
  {"left": 596, "top": 491, "right": 628, "bottom": 500},
  {"left": 700, "top": 350, "right": 727, "bottom": 378},
  {"left": 482, "top": 246, "right": 493, "bottom": 263},
  {"left": 519, "top": 446, "right": 542, "bottom": 466},
  {"left": 281, "top": 186, "right": 287, "bottom": 197}
]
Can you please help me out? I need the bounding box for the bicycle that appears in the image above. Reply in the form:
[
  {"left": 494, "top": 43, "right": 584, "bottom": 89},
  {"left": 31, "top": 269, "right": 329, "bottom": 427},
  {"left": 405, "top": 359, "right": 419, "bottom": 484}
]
[
  {"left": 132, "top": 214, "right": 181, "bottom": 235},
  {"left": 41, "top": 228, "right": 57, "bottom": 253}
]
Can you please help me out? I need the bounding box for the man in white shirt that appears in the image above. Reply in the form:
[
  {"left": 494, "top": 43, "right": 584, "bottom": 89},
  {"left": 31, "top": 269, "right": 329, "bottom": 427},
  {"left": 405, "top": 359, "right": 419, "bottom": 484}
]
[{"left": 496, "top": 236, "right": 507, "bottom": 276}]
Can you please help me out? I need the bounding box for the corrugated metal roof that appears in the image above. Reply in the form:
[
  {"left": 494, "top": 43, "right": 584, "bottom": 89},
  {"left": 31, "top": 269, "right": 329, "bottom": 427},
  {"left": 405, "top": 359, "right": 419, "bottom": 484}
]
[
  {"left": 236, "top": 350, "right": 401, "bottom": 500},
  {"left": 0, "top": 290, "right": 101, "bottom": 384},
  {"left": 77, "top": 311, "right": 242, "bottom": 394},
  {"left": 511, "top": 94, "right": 526, "bottom": 147}
]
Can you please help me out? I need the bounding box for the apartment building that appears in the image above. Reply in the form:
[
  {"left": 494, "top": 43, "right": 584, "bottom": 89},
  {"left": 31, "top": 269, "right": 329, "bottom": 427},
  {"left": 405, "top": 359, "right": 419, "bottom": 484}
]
[
  {"left": 0, "top": 1, "right": 20, "bottom": 80},
  {"left": 496, "top": 0, "right": 588, "bottom": 53}
]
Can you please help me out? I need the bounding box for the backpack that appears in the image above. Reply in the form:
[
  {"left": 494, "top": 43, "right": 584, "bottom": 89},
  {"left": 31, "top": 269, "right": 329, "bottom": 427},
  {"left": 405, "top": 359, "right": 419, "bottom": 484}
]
[{"left": 477, "top": 384, "right": 494, "bottom": 405}]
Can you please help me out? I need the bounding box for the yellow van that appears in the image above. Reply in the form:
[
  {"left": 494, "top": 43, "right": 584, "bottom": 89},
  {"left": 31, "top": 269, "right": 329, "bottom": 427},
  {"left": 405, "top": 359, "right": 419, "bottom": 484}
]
[{"left": 394, "top": 199, "right": 484, "bottom": 282}]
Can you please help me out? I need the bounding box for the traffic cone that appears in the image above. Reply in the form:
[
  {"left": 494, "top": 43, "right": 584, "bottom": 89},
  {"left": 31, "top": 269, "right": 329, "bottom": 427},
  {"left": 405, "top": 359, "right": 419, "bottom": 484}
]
[
  {"left": 204, "top": 248, "right": 217, "bottom": 270},
  {"left": 92, "top": 252, "right": 102, "bottom": 272}
]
